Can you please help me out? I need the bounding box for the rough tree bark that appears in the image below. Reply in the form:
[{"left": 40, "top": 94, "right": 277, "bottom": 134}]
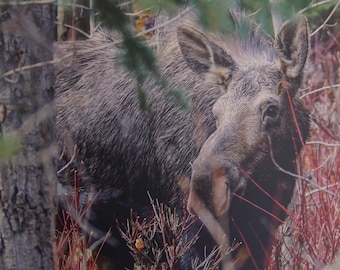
[{"left": 0, "top": 2, "right": 56, "bottom": 270}]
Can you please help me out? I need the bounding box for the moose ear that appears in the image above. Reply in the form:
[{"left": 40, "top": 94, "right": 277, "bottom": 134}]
[
  {"left": 177, "top": 25, "right": 235, "bottom": 85},
  {"left": 275, "top": 16, "right": 309, "bottom": 81}
]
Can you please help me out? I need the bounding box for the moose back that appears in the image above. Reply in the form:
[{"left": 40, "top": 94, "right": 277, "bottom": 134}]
[{"left": 56, "top": 14, "right": 310, "bottom": 269}]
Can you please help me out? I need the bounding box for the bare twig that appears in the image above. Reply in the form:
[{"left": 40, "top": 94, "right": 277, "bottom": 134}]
[
  {"left": 268, "top": 136, "right": 336, "bottom": 196},
  {"left": 310, "top": 154, "right": 331, "bottom": 172},
  {"left": 125, "top": 8, "right": 154, "bottom": 17},
  {"left": 306, "top": 141, "right": 340, "bottom": 147},
  {"left": 1, "top": 7, "right": 192, "bottom": 82},
  {"left": 269, "top": 0, "right": 283, "bottom": 36},
  {"left": 88, "top": 228, "right": 112, "bottom": 252},
  {"left": 54, "top": 21, "right": 91, "bottom": 39},
  {"left": 57, "top": 2, "right": 92, "bottom": 11},
  {"left": 0, "top": 0, "right": 54, "bottom": 6},
  {"left": 89, "top": 0, "right": 95, "bottom": 38},
  {"left": 57, "top": 144, "right": 78, "bottom": 175},
  {"left": 298, "top": 0, "right": 336, "bottom": 14},
  {"left": 1, "top": 59, "right": 56, "bottom": 81},
  {"left": 116, "top": 0, "right": 135, "bottom": 8},
  {"left": 56, "top": 0, "right": 65, "bottom": 40},
  {"left": 305, "top": 182, "right": 340, "bottom": 197},
  {"left": 299, "top": 84, "right": 340, "bottom": 99},
  {"left": 310, "top": 0, "right": 340, "bottom": 37},
  {"left": 191, "top": 245, "right": 237, "bottom": 270},
  {"left": 311, "top": 117, "right": 340, "bottom": 141}
]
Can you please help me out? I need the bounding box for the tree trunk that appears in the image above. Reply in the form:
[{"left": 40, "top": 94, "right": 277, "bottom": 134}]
[{"left": 0, "top": 2, "right": 56, "bottom": 270}]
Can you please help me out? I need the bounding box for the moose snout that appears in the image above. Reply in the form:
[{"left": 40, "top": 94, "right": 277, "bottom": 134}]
[{"left": 188, "top": 159, "right": 244, "bottom": 218}]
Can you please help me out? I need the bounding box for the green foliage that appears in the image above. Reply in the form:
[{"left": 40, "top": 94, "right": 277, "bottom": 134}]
[
  {"left": 0, "top": 138, "right": 21, "bottom": 161},
  {"left": 94, "top": 0, "right": 160, "bottom": 109},
  {"left": 121, "top": 35, "right": 160, "bottom": 109},
  {"left": 122, "top": 36, "right": 159, "bottom": 81},
  {"left": 191, "top": 0, "right": 235, "bottom": 34},
  {"left": 94, "top": 0, "right": 130, "bottom": 33}
]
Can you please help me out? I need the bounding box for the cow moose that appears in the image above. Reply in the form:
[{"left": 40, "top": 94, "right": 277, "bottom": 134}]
[{"left": 56, "top": 11, "right": 310, "bottom": 270}]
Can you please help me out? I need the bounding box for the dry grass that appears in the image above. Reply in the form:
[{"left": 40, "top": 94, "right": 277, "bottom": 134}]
[
  {"left": 56, "top": 171, "right": 101, "bottom": 270},
  {"left": 116, "top": 195, "right": 234, "bottom": 270},
  {"left": 268, "top": 21, "right": 340, "bottom": 269}
]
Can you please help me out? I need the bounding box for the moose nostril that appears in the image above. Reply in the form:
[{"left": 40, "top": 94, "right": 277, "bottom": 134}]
[
  {"left": 189, "top": 162, "right": 239, "bottom": 217},
  {"left": 226, "top": 166, "right": 239, "bottom": 183},
  {"left": 232, "top": 176, "right": 247, "bottom": 196}
]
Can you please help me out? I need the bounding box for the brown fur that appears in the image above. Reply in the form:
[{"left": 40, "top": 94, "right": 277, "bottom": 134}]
[{"left": 56, "top": 13, "right": 310, "bottom": 269}]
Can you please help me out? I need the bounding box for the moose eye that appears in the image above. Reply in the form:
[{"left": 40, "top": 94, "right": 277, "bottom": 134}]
[
  {"left": 265, "top": 105, "right": 278, "bottom": 118},
  {"left": 262, "top": 104, "right": 279, "bottom": 127}
]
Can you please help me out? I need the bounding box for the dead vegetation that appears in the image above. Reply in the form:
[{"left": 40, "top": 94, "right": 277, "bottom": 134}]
[{"left": 268, "top": 12, "right": 340, "bottom": 270}]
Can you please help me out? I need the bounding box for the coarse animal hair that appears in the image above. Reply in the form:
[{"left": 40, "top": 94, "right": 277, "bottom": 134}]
[{"left": 56, "top": 11, "right": 310, "bottom": 270}]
